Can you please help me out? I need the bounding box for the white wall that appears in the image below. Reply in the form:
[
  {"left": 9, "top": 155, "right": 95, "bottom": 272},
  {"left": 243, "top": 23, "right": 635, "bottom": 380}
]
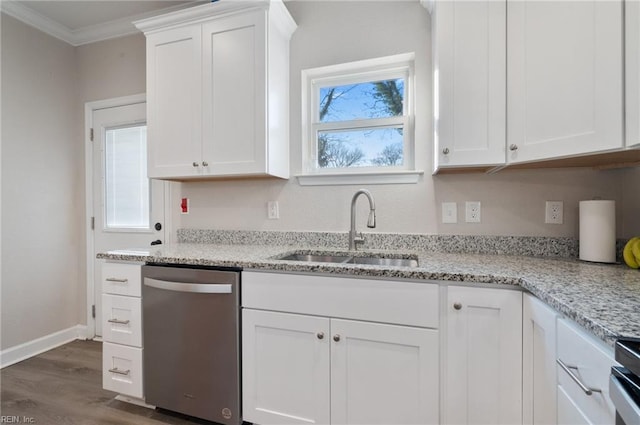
[
  {"left": 1, "top": 14, "right": 81, "bottom": 350},
  {"left": 177, "top": 1, "right": 633, "bottom": 238}
]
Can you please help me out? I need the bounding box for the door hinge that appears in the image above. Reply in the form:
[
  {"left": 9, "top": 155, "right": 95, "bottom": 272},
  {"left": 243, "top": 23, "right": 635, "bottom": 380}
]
[
  {"left": 91, "top": 216, "right": 95, "bottom": 230},
  {"left": 92, "top": 305, "right": 96, "bottom": 319},
  {"left": 90, "top": 128, "right": 94, "bottom": 141}
]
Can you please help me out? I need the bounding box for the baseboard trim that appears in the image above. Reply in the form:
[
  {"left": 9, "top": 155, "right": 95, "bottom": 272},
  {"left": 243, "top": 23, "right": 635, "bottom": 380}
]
[
  {"left": 0, "top": 324, "right": 88, "bottom": 369},
  {"left": 115, "top": 394, "right": 155, "bottom": 409}
]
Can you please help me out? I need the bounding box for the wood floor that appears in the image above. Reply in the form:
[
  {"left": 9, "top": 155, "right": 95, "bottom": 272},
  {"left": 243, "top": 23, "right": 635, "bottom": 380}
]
[{"left": 1, "top": 340, "right": 215, "bottom": 424}]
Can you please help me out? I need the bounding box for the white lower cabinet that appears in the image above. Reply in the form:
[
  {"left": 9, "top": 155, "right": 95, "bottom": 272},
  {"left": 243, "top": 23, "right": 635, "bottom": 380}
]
[
  {"left": 101, "top": 261, "right": 144, "bottom": 400},
  {"left": 241, "top": 272, "right": 440, "bottom": 425},
  {"left": 243, "top": 309, "right": 438, "bottom": 425},
  {"left": 556, "top": 319, "right": 616, "bottom": 425},
  {"left": 523, "top": 293, "right": 558, "bottom": 425},
  {"left": 444, "top": 286, "right": 523, "bottom": 425}
]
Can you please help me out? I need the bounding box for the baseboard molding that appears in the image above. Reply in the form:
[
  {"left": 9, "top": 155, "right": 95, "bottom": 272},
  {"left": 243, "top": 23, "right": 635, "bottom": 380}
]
[
  {"left": 115, "top": 394, "right": 155, "bottom": 409},
  {"left": 0, "top": 324, "right": 88, "bottom": 369}
]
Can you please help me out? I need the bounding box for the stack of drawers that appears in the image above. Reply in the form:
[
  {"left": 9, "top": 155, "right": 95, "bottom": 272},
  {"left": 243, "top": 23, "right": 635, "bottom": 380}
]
[{"left": 101, "top": 261, "right": 144, "bottom": 399}]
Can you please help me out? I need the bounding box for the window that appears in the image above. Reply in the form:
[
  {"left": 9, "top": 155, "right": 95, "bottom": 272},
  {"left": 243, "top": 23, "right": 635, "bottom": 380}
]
[
  {"left": 104, "top": 125, "right": 150, "bottom": 230},
  {"left": 300, "top": 53, "right": 420, "bottom": 185}
]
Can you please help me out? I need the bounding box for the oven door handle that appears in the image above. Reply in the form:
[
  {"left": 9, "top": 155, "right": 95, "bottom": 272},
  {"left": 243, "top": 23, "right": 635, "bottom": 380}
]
[
  {"left": 610, "top": 368, "right": 640, "bottom": 425},
  {"left": 144, "top": 278, "right": 232, "bottom": 294}
]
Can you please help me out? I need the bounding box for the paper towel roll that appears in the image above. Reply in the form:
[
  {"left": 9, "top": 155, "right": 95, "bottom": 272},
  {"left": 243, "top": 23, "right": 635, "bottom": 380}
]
[{"left": 579, "top": 200, "right": 616, "bottom": 263}]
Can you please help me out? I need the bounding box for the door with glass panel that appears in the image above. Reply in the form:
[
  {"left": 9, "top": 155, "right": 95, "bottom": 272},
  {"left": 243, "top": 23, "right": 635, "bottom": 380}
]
[{"left": 92, "top": 102, "right": 165, "bottom": 336}]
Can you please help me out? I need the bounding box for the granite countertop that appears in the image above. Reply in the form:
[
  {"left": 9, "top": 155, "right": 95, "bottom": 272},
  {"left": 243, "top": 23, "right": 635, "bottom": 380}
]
[{"left": 98, "top": 242, "right": 640, "bottom": 346}]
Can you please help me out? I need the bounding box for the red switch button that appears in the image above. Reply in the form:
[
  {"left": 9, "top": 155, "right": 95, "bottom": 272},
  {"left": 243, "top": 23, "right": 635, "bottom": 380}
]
[{"left": 181, "top": 198, "right": 189, "bottom": 214}]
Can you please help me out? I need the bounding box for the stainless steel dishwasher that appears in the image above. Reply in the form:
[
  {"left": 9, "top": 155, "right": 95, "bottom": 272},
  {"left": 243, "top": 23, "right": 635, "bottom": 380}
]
[{"left": 142, "top": 264, "right": 241, "bottom": 425}]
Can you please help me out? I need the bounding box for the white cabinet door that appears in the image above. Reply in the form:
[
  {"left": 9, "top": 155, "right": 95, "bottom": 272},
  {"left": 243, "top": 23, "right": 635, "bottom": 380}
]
[
  {"left": 330, "top": 319, "right": 439, "bottom": 425},
  {"left": 146, "top": 25, "right": 202, "bottom": 178},
  {"left": 445, "top": 286, "right": 523, "bottom": 425},
  {"left": 202, "top": 11, "right": 267, "bottom": 176},
  {"left": 507, "top": 0, "right": 623, "bottom": 163},
  {"left": 433, "top": 0, "right": 506, "bottom": 170},
  {"left": 523, "top": 294, "right": 558, "bottom": 425},
  {"left": 242, "top": 309, "right": 330, "bottom": 425},
  {"left": 627, "top": 0, "right": 640, "bottom": 147}
]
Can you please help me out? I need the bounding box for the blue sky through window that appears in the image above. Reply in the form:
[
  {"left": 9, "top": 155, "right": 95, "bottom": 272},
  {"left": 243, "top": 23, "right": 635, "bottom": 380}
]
[{"left": 317, "top": 78, "right": 405, "bottom": 168}]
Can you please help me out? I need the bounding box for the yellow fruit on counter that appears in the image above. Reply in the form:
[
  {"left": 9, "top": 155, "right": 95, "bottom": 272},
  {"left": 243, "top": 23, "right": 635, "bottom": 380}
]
[
  {"left": 632, "top": 239, "right": 640, "bottom": 264},
  {"left": 623, "top": 237, "right": 640, "bottom": 269}
]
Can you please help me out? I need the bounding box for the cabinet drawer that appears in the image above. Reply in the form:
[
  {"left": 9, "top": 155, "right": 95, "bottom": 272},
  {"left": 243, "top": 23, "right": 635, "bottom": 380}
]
[
  {"left": 102, "top": 263, "right": 142, "bottom": 297},
  {"left": 557, "top": 319, "right": 616, "bottom": 424},
  {"left": 242, "top": 272, "right": 439, "bottom": 328},
  {"left": 103, "top": 342, "right": 143, "bottom": 398},
  {"left": 102, "top": 294, "right": 142, "bottom": 347}
]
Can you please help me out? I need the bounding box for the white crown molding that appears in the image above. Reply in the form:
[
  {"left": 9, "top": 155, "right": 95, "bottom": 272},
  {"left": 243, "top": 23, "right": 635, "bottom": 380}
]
[
  {"left": 0, "top": 0, "right": 204, "bottom": 46},
  {"left": 1, "top": 0, "right": 76, "bottom": 44}
]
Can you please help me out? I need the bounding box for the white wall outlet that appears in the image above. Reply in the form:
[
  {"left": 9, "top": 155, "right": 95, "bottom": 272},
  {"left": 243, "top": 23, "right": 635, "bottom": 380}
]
[
  {"left": 267, "top": 201, "right": 279, "bottom": 219},
  {"left": 545, "top": 201, "right": 563, "bottom": 224},
  {"left": 442, "top": 202, "right": 457, "bottom": 224},
  {"left": 465, "top": 201, "right": 481, "bottom": 223}
]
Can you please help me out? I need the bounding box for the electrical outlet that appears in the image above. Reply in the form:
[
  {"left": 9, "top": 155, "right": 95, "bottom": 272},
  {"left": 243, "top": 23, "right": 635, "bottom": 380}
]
[
  {"left": 442, "top": 202, "right": 457, "bottom": 224},
  {"left": 465, "top": 201, "right": 481, "bottom": 223},
  {"left": 267, "top": 201, "right": 279, "bottom": 219},
  {"left": 545, "top": 201, "right": 563, "bottom": 224}
]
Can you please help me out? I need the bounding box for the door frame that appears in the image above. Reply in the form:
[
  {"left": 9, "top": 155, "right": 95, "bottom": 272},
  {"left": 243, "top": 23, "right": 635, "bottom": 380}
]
[{"left": 84, "top": 94, "right": 172, "bottom": 339}]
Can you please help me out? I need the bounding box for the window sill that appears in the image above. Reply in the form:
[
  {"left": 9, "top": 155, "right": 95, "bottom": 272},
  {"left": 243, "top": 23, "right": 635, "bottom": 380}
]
[{"left": 296, "top": 170, "right": 424, "bottom": 186}]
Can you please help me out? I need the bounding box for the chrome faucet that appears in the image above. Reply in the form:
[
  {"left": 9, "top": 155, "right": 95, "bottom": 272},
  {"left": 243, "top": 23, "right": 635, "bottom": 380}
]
[{"left": 349, "top": 189, "right": 376, "bottom": 250}]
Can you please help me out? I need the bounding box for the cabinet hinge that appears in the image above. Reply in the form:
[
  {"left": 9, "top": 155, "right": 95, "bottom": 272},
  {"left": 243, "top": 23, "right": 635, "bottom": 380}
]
[
  {"left": 92, "top": 305, "right": 96, "bottom": 319},
  {"left": 90, "top": 128, "right": 94, "bottom": 141},
  {"left": 91, "top": 216, "right": 95, "bottom": 230}
]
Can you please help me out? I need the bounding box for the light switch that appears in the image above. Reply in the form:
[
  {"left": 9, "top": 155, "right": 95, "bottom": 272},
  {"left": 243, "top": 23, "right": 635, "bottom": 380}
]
[{"left": 442, "top": 202, "right": 457, "bottom": 224}]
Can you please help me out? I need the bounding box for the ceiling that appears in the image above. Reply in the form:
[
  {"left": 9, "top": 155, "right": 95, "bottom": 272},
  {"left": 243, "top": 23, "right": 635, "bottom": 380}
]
[{"left": 1, "top": 0, "right": 207, "bottom": 46}]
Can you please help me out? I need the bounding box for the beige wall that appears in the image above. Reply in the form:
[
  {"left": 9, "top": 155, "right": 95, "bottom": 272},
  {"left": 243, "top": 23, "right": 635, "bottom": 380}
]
[
  {"left": 0, "top": 19, "right": 147, "bottom": 350},
  {"left": 622, "top": 167, "right": 640, "bottom": 237},
  {"left": 76, "top": 33, "right": 146, "bottom": 103},
  {"left": 178, "top": 1, "right": 634, "bottom": 238},
  {"left": 1, "top": 14, "right": 81, "bottom": 349}
]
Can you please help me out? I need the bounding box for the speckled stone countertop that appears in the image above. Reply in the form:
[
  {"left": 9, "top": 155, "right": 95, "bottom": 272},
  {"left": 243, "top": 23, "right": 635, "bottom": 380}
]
[{"left": 97, "top": 240, "right": 640, "bottom": 346}]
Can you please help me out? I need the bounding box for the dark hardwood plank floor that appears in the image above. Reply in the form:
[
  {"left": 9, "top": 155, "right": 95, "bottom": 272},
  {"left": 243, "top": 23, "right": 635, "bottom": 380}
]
[{"left": 1, "top": 340, "right": 215, "bottom": 425}]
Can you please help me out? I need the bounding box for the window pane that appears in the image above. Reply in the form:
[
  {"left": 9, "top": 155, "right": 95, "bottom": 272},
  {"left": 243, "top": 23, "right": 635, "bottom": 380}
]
[
  {"left": 319, "top": 78, "right": 404, "bottom": 122},
  {"left": 317, "top": 127, "right": 403, "bottom": 169},
  {"left": 104, "top": 125, "right": 149, "bottom": 229}
]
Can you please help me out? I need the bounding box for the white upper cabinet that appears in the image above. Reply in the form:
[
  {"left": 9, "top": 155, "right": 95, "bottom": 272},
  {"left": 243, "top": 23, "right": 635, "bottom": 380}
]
[
  {"left": 507, "top": 0, "right": 623, "bottom": 164},
  {"left": 627, "top": 0, "right": 640, "bottom": 148},
  {"left": 433, "top": 0, "right": 506, "bottom": 171},
  {"left": 432, "top": 0, "right": 627, "bottom": 172},
  {"left": 136, "top": 1, "right": 296, "bottom": 180}
]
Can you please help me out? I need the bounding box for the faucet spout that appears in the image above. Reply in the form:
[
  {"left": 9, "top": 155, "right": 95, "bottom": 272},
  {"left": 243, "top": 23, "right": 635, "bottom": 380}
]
[{"left": 349, "top": 189, "right": 376, "bottom": 250}]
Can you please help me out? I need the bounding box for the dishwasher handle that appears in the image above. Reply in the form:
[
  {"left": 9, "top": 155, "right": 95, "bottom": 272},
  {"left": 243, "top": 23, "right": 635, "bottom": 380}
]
[{"left": 144, "top": 277, "right": 232, "bottom": 294}]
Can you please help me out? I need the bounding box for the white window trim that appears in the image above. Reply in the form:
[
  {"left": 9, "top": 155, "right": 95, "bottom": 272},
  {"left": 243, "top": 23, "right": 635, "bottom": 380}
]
[{"left": 299, "top": 53, "right": 423, "bottom": 186}]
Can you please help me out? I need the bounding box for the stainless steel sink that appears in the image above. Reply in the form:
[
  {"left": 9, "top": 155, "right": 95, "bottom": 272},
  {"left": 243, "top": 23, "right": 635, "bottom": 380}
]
[
  {"left": 346, "top": 257, "right": 419, "bottom": 267},
  {"left": 278, "top": 254, "right": 352, "bottom": 263},
  {"left": 276, "top": 252, "right": 419, "bottom": 268}
]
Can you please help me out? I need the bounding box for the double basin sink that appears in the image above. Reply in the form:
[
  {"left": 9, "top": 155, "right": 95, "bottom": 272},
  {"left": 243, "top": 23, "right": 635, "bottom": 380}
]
[{"left": 277, "top": 251, "right": 419, "bottom": 268}]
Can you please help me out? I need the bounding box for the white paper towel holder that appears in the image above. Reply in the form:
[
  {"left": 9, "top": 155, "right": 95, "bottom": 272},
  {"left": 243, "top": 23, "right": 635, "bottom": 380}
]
[{"left": 579, "top": 199, "right": 617, "bottom": 264}]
